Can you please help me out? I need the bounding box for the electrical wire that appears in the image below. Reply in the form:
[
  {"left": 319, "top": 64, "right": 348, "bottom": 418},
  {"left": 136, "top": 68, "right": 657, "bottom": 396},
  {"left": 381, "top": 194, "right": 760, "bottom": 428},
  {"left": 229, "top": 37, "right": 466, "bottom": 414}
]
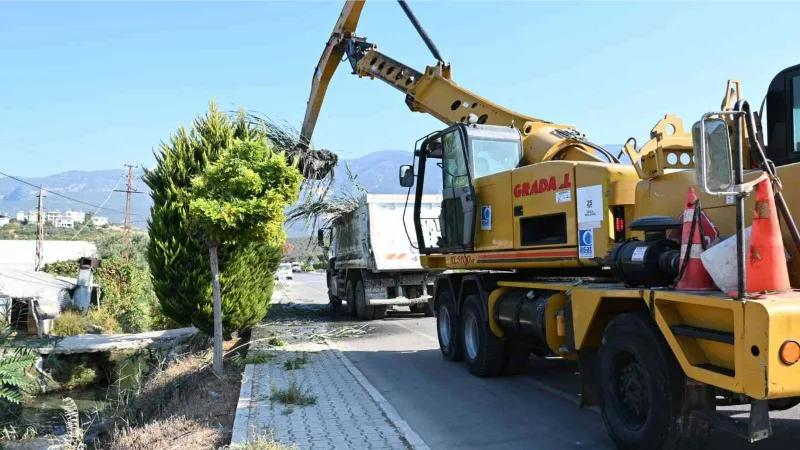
[
  {"left": 0, "top": 169, "right": 135, "bottom": 216},
  {"left": 70, "top": 175, "right": 125, "bottom": 240}
]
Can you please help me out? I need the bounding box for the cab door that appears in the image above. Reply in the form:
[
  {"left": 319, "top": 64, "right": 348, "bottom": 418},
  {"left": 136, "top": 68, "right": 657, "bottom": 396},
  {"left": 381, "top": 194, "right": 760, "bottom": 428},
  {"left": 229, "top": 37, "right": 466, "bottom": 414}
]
[{"left": 439, "top": 126, "right": 475, "bottom": 251}]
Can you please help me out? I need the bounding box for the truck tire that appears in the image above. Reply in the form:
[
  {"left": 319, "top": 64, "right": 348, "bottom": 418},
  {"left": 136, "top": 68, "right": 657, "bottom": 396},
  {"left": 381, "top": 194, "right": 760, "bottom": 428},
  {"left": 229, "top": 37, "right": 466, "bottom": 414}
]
[
  {"left": 355, "top": 280, "right": 376, "bottom": 320},
  {"left": 345, "top": 281, "right": 358, "bottom": 318},
  {"left": 327, "top": 272, "right": 342, "bottom": 314},
  {"left": 461, "top": 294, "right": 505, "bottom": 378},
  {"left": 436, "top": 289, "right": 462, "bottom": 361},
  {"left": 597, "top": 313, "right": 704, "bottom": 450}
]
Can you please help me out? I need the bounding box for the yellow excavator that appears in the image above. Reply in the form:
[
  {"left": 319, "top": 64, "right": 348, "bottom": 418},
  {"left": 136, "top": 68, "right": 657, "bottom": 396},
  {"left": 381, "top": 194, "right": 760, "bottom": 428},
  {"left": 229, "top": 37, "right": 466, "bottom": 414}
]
[{"left": 300, "top": 1, "right": 800, "bottom": 448}]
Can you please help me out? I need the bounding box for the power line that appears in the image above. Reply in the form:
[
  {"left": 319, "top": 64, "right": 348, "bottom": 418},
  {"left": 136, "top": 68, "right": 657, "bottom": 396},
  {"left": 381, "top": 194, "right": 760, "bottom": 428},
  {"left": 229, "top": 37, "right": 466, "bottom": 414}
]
[
  {"left": 0, "top": 169, "right": 137, "bottom": 216},
  {"left": 71, "top": 175, "right": 125, "bottom": 240}
]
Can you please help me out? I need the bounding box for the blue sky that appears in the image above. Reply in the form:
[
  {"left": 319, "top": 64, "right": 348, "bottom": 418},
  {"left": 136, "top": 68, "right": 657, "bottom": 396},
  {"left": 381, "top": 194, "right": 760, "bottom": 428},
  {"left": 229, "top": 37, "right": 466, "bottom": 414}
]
[{"left": 1, "top": 1, "right": 798, "bottom": 177}]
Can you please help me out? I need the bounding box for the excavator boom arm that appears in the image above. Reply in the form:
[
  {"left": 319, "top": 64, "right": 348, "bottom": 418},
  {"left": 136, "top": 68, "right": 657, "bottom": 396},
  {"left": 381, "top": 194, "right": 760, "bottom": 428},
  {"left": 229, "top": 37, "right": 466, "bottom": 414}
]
[
  {"left": 298, "top": 0, "right": 552, "bottom": 150},
  {"left": 298, "top": 0, "right": 366, "bottom": 148}
]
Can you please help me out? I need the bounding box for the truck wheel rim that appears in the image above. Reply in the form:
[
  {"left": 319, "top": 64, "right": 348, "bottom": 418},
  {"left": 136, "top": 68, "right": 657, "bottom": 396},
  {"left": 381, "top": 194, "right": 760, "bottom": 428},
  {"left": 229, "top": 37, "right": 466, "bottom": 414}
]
[
  {"left": 438, "top": 307, "right": 451, "bottom": 347},
  {"left": 465, "top": 314, "right": 479, "bottom": 360},
  {"left": 611, "top": 350, "right": 649, "bottom": 430}
]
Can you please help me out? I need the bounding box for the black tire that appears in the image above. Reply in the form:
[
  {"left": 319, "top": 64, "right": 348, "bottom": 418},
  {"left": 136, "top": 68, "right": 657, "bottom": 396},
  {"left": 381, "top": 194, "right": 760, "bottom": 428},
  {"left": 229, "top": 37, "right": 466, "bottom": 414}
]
[
  {"left": 345, "top": 280, "right": 358, "bottom": 318},
  {"left": 326, "top": 272, "right": 341, "bottom": 314},
  {"left": 436, "top": 288, "right": 462, "bottom": 361},
  {"left": 355, "top": 280, "right": 376, "bottom": 320},
  {"left": 461, "top": 294, "right": 505, "bottom": 378},
  {"left": 597, "top": 313, "right": 703, "bottom": 450},
  {"left": 501, "top": 341, "right": 530, "bottom": 376}
]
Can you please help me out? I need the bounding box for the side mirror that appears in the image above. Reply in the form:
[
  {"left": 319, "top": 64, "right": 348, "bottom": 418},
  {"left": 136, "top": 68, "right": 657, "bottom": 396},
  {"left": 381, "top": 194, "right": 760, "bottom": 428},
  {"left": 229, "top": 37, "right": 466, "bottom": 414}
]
[
  {"left": 399, "top": 165, "right": 414, "bottom": 188},
  {"left": 317, "top": 229, "right": 326, "bottom": 248},
  {"left": 692, "top": 118, "right": 733, "bottom": 195}
]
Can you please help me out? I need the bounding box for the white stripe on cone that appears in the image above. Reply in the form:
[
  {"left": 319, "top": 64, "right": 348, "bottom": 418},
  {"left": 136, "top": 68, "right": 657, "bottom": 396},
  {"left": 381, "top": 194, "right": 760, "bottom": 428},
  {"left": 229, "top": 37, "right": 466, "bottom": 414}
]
[{"left": 679, "top": 244, "right": 704, "bottom": 259}]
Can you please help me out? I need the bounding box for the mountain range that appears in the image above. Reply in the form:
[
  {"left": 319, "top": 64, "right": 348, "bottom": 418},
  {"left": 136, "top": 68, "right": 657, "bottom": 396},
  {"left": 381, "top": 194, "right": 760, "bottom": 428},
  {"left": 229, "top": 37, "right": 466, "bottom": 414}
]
[
  {"left": 0, "top": 147, "right": 621, "bottom": 235},
  {"left": 0, "top": 151, "right": 423, "bottom": 227}
]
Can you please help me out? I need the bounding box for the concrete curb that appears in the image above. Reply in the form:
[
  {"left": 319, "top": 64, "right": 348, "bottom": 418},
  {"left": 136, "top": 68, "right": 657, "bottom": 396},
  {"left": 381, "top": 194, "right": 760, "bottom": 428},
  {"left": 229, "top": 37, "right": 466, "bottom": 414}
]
[
  {"left": 230, "top": 364, "right": 254, "bottom": 446},
  {"left": 325, "top": 338, "right": 431, "bottom": 450}
]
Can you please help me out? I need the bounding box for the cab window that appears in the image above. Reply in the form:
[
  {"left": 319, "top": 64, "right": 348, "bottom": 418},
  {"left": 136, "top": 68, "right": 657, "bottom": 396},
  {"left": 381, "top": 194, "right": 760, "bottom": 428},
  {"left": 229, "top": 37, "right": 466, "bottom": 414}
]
[
  {"left": 793, "top": 75, "right": 800, "bottom": 153},
  {"left": 442, "top": 132, "right": 469, "bottom": 189},
  {"left": 471, "top": 138, "right": 522, "bottom": 178}
]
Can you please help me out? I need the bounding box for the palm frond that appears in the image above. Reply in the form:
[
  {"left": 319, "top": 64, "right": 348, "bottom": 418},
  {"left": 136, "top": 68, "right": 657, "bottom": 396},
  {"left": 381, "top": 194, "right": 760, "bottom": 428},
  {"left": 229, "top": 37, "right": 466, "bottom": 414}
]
[
  {"left": 286, "top": 162, "right": 367, "bottom": 232},
  {"left": 61, "top": 397, "right": 86, "bottom": 450},
  {"left": 241, "top": 111, "right": 338, "bottom": 181}
]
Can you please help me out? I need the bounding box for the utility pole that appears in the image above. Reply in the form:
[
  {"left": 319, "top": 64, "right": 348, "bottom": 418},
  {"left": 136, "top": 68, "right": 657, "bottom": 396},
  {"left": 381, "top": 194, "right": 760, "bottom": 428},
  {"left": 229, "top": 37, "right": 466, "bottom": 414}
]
[
  {"left": 115, "top": 164, "right": 141, "bottom": 264},
  {"left": 35, "top": 186, "right": 45, "bottom": 271}
]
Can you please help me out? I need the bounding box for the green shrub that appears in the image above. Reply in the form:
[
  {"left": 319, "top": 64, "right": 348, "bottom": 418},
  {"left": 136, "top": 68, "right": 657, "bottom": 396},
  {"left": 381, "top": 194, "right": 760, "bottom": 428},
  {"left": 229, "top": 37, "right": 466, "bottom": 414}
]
[
  {"left": 52, "top": 311, "right": 89, "bottom": 336},
  {"left": 87, "top": 308, "right": 121, "bottom": 334},
  {"left": 144, "top": 102, "right": 288, "bottom": 335}
]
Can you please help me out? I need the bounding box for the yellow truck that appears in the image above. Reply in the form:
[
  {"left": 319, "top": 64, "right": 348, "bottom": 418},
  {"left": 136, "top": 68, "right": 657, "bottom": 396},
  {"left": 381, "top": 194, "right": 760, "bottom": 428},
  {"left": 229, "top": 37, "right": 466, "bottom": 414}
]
[{"left": 297, "top": 1, "right": 800, "bottom": 448}]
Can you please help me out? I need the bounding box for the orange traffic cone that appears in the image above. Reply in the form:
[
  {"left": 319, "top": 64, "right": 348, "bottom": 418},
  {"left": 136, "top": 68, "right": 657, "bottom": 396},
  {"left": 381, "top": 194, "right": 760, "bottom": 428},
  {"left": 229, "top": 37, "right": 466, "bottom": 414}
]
[
  {"left": 746, "top": 179, "right": 791, "bottom": 293},
  {"left": 676, "top": 188, "right": 716, "bottom": 290}
]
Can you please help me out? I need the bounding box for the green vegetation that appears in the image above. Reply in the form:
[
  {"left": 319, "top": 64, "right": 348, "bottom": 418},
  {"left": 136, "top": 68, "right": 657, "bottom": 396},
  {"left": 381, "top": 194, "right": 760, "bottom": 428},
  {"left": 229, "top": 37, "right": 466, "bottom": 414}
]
[
  {"left": 42, "top": 232, "right": 173, "bottom": 334},
  {"left": 269, "top": 378, "right": 316, "bottom": 407},
  {"left": 282, "top": 354, "right": 308, "bottom": 371},
  {"left": 231, "top": 352, "right": 276, "bottom": 370},
  {"left": 145, "top": 102, "right": 292, "bottom": 337},
  {"left": 87, "top": 308, "right": 121, "bottom": 335},
  {"left": 268, "top": 337, "right": 287, "bottom": 347},
  {"left": 0, "top": 220, "right": 111, "bottom": 241},
  {"left": 0, "top": 322, "right": 37, "bottom": 408},
  {"left": 52, "top": 311, "right": 89, "bottom": 336}
]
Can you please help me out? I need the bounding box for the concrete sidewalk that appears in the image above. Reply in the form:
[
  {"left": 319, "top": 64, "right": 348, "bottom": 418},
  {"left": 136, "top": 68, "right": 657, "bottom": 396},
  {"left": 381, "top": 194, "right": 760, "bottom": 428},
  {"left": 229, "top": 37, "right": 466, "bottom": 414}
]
[{"left": 231, "top": 340, "right": 429, "bottom": 450}]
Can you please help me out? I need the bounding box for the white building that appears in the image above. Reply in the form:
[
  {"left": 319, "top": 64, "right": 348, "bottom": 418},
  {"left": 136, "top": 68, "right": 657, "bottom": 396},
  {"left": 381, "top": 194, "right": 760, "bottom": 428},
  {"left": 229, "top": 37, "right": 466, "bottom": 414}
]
[
  {"left": 27, "top": 211, "right": 39, "bottom": 224},
  {"left": 15, "top": 212, "right": 26, "bottom": 222},
  {"left": 53, "top": 217, "right": 74, "bottom": 229},
  {"left": 65, "top": 210, "right": 86, "bottom": 223},
  {"left": 0, "top": 216, "right": 9, "bottom": 228},
  {"left": 91, "top": 216, "right": 109, "bottom": 227},
  {"left": 45, "top": 210, "right": 62, "bottom": 225}
]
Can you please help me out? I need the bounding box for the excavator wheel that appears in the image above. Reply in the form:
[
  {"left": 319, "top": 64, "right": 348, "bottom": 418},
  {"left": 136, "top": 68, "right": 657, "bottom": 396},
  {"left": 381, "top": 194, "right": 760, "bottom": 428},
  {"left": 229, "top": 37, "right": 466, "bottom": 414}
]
[
  {"left": 597, "top": 313, "right": 710, "bottom": 450},
  {"left": 436, "top": 289, "right": 462, "bottom": 361},
  {"left": 461, "top": 294, "right": 505, "bottom": 378}
]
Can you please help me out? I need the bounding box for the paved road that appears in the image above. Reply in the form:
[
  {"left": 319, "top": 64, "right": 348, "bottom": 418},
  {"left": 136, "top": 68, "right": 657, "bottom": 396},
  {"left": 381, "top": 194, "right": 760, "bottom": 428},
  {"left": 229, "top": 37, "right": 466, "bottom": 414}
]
[{"left": 282, "top": 273, "right": 800, "bottom": 449}]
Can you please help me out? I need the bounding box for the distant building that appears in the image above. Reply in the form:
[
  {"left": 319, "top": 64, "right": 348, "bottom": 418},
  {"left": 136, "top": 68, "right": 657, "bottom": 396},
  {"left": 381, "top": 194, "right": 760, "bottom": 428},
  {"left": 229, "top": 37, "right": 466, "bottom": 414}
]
[
  {"left": 27, "top": 211, "right": 39, "bottom": 224},
  {"left": 15, "top": 212, "right": 26, "bottom": 222},
  {"left": 53, "top": 217, "right": 74, "bottom": 229},
  {"left": 65, "top": 210, "right": 86, "bottom": 223},
  {"left": 45, "top": 210, "right": 62, "bottom": 225},
  {"left": 91, "top": 216, "right": 109, "bottom": 227},
  {"left": 0, "top": 216, "right": 9, "bottom": 228}
]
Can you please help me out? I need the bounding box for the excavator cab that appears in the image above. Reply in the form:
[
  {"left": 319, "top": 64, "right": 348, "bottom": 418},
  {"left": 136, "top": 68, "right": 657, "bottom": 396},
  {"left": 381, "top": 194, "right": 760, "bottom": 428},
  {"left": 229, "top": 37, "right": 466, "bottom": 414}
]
[
  {"left": 400, "top": 123, "right": 523, "bottom": 255},
  {"left": 765, "top": 63, "right": 800, "bottom": 166}
]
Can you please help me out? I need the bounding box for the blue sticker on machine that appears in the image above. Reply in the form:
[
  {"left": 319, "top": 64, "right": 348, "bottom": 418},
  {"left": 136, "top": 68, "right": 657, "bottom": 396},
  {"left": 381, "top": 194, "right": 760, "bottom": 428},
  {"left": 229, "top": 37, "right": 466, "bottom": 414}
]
[
  {"left": 481, "top": 205, "right": 492, "bottom": 231},
  {"left": 578, "top": 229, "right": 594, "bottom": 258}
]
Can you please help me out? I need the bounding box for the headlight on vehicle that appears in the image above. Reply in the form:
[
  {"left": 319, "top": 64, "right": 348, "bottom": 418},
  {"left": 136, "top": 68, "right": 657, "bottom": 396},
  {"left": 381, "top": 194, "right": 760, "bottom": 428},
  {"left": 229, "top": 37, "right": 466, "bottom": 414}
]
[{"left": 779, "top": 340, "right": 800, "bottom": 365}]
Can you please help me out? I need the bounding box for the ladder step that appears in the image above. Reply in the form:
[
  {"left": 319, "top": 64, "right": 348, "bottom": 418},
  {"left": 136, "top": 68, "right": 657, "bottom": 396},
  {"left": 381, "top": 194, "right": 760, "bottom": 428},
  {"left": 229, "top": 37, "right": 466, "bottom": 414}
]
[
  {"left": 696, "top": 363, "right": 735, "bottom": 377},
  {"left": 670, "top": 324, "right": 734, "bottom": 344}
]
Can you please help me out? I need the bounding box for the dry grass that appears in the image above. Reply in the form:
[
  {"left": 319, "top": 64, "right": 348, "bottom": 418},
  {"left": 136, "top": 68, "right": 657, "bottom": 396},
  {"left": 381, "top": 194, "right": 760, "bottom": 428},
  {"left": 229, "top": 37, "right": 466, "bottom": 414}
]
[
  {"left": 109, "top": 416, "right": 215, "bottom": 450},
  {"left": 227, "top": 430, "right": 298, "bottom": 450},
  {"left": 102, "top": 338, "right": 245, "bottom": 450}
]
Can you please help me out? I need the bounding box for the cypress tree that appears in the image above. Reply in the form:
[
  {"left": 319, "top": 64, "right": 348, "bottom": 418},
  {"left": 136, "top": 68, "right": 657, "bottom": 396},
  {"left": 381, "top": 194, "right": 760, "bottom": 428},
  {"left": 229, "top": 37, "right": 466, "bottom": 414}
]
[{"left": 144, "top": 101, "right": 282, "bottom": 334}]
